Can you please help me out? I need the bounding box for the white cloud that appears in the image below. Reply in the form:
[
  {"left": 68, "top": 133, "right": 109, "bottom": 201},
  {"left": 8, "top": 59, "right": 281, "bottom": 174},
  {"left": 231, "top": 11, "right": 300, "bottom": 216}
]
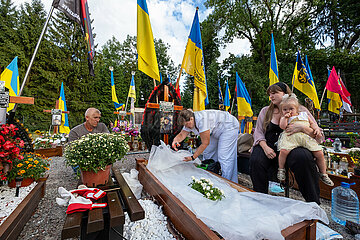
[
  {"left": 12, "top": 0, "right": 250, "bottom": 66},
  {"left": 219, "top": 38, "right": 252, "bottom": 62}
]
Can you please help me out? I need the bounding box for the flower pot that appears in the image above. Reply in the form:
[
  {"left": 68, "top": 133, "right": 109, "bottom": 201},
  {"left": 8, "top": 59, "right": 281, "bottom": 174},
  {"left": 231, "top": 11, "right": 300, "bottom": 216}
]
[
  {"left": 8, "top": 178, "right": 34, "bottom": 188},
  {"left": 81, "top": 165, "right": 111, "bottom": 187}
]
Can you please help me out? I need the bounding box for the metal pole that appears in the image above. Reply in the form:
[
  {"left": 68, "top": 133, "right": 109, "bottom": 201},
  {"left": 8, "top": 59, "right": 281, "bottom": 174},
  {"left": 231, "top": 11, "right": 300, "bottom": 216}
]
[
  {"left": 13, "top": 6, "right": 55, "bottom": 112},
  {"left": 230, "top": 95, "right": 235, "bottom": 114}
]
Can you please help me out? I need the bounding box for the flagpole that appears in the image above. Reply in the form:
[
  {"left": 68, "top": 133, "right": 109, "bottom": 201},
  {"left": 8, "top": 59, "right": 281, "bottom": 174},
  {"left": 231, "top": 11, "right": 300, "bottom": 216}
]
[
  {"left": 319, "top": 87, "right": 326, "bottom": 110},
  {"left": 175, "top": 67, "right": 183, "bottom": 90},
  {"left": 230, "top": 84, "right": 236, "bottom": 114},
  {"left": 14, "top": 6, "right": 55, "bottom": 113},
  {"left": 230, "top": 97, "right": 235, "bottom": 114},
  {"left": 125, "top": 72, "right": 135, "bottom": 114}
]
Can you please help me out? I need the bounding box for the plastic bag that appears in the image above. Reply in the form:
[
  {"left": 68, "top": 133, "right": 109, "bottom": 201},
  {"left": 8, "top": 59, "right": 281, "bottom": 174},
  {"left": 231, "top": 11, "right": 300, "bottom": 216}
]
[
  {"left": 316, "top": 222, "right": 342, "bottom": 240},
  {"left": 122, "top": 169, "right": 143, "bottom": 199}
]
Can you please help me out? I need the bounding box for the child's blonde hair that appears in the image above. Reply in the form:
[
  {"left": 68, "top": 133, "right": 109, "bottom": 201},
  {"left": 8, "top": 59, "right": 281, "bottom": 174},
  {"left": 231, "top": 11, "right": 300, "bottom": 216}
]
[{"left": 280, "top": 93, "right": 299, "bottom": 112}]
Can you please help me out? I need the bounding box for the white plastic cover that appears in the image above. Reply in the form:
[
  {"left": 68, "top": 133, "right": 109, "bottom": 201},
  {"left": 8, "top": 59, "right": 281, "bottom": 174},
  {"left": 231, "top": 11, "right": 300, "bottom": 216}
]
[
  {"left": 122, "top": 169, "right": 143, "bottom": 199},
  {"left": 147, "top": 141, "right": 329, "bottom": 240}
]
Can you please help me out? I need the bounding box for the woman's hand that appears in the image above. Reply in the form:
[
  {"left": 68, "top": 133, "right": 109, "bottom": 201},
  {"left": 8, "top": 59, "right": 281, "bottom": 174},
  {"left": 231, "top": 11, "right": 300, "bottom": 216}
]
[
  {"left": 172, "top": 141, "right": 180, "bottom": 151},
  {"left": 285, "top": 122, "right": 305, "bottom": 136},
  {"left": 263, "top": 146, "right": 276, "bottom": 159},
  {"left": 183, "top": 156, "right": 193, "bottom": 162},
  {"left": 286, "top": 122, "right": 316, "bottom": 138},
  {"left": 259, "top": 141, "right": 276, "bottom": 159},
  {"left": 313, "top": 128, "right": 322, "bottom": 137}
]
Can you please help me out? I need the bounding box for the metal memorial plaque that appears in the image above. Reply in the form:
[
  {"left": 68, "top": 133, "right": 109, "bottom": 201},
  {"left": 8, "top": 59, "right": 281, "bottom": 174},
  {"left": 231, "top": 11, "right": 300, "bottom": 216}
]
[
  {"left": 51, "top": 109, "right": 62, "bottom": 126},
  {"left": 159, "top": 101, "right": 174, "bottom": 113},
  {"left": 0, "top": 81, "right": 9, "bottom": 108},
  {"left": 0, "top": 92, "right": 9, "bottom": 108},
  {"left": 0, "top": 81, "right": 5, "bottom": 92}
]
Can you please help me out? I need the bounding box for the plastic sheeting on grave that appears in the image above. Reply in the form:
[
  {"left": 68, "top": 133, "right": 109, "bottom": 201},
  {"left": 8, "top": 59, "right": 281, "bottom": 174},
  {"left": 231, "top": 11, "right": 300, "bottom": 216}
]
[{"left": 147, "top": 141, "right": 329, "bottom": 240}]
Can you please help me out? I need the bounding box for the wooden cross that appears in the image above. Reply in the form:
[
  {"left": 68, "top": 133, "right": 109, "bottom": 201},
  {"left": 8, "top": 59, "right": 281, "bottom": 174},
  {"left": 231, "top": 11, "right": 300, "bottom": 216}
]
[
  {"left": 43, "top": 99, "right": 69, "bottom": 134},
  {"left": 145, "top": 85, "right": 183, "bottom": 145}
]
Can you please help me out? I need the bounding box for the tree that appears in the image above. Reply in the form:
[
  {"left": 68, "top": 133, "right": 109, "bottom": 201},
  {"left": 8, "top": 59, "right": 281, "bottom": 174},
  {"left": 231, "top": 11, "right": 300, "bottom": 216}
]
[
  {"left": 313, "top": 0, "right": 360, "bottom": 51},
  {"left": 0, "top": 0, "right": 20, "bottom": 68},
  {"left": 98, "top": 35, "right": 177, "bottom": 124},
  {"left": 205, "top": 0, "right": 316, "bottom": 66}
]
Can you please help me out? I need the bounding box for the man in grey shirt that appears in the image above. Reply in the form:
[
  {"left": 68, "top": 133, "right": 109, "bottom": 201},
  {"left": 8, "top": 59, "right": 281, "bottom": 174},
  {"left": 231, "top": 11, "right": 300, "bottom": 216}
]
[{"left": 68, "top": 108, "right": 110, "bottom": 142}]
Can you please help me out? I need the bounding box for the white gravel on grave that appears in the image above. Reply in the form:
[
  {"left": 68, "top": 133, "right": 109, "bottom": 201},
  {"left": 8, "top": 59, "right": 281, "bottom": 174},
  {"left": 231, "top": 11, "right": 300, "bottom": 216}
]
[
  {"left": 0, "top": 182, "right": 37, "bottom": 225},
  {"left": 124, "top": 199, "right": 176, "bottom": 240}
]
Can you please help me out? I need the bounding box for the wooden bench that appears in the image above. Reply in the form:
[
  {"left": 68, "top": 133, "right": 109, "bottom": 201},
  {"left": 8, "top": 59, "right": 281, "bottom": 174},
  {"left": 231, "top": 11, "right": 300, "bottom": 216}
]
[
  {"left": 61, "top": 166, "right": 145, "bottom": 240},
  {"left": 136, "top": 158, "right": 317, "bottom": 240},
  {"left": 320, "top": 121, "right": 360, "bottom": 146}
]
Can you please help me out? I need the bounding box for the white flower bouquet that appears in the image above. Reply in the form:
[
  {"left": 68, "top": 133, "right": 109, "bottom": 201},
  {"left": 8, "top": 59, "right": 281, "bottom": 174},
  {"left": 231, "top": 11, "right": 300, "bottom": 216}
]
[
  {"left": 64, "top": 133, "right": 129, "bottom": 172},
  {"left": 189, "top": 176, "right": 225, "bottom": 201}
]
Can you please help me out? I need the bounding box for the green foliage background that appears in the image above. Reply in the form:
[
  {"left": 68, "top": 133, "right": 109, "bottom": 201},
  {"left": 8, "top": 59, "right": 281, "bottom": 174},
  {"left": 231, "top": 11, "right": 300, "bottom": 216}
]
[{"left": 0, "top": 0, "right": 359, "bottom": 131}]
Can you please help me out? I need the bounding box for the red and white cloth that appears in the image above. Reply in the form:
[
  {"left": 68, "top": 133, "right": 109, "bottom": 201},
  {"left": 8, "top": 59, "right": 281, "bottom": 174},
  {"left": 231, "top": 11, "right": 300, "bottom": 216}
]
[
  {"left": 70, "top": 187, "right": 106, "bottom": 201},
  {"left": 56, "top": 186, "right": 107, "bottom": 214}
]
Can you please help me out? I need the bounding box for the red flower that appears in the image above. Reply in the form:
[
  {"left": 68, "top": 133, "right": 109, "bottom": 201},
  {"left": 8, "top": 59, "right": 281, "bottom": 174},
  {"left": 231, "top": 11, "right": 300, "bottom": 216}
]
[{"left": 0, "top": 124, "right": 24, "bottom": 171}]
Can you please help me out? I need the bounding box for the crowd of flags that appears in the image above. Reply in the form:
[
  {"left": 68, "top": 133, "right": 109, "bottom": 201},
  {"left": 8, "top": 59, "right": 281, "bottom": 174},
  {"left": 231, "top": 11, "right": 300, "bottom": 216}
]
[{"left": 0, "top": 0, "right": 353, "bottom": 134}]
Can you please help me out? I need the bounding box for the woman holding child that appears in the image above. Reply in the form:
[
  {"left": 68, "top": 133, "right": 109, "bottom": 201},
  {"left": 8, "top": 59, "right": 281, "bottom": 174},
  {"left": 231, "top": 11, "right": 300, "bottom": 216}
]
[{"left": 250, "top": 82, "right": 327, "bottom": 204}]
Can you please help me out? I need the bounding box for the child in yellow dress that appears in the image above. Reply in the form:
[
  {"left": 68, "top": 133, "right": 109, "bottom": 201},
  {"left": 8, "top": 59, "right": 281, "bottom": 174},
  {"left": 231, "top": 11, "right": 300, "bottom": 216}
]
[{"left": 277, "top": 94, "right": 334, "bottom": 186}]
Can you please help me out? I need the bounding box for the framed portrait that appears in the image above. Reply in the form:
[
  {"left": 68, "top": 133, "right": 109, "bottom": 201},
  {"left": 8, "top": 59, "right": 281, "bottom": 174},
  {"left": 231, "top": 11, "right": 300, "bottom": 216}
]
[{"left": 160, "top": 112, "right": 173, "bottom": 134}]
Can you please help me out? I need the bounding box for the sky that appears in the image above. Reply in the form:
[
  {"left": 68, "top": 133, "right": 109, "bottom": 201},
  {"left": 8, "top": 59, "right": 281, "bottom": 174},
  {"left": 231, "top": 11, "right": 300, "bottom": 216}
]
[{"left": 12, "top": 0, "right": 251, "bottom": 66}]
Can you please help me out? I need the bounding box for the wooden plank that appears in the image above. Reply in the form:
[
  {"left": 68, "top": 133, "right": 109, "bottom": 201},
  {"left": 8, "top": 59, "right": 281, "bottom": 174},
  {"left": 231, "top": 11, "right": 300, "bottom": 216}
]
[
  {"left": 146, "top": 103, "right": 159, "bottom": 109},
  {"left": 112, "top": 167, "right": 145, "bottom": 221},
  {"left": 0, "top": 181, "right": 45, "bottom": 240},
  {"left": 136, "top": 158, "right": 317, "bottom": 240},
  {"left": 107, "top": 192, "right": 125, "bottom": 227},
  {"left": 281, "top": 220, "right": 317, "bottom": 240},
  {"left": 87, "top": 200, "right": 104, "bottom": 234},
  {"left": 145, "top": 102, "right": 183, "bottom": 111},
  {"left": 34, "top": 146, "right": 63, "bottom": 157},
  {"left": 61, "top": 213, "right": 82, "bottom": 239},
  {"left": 9, "top": 96, "right": 34, "bottom": 104}
]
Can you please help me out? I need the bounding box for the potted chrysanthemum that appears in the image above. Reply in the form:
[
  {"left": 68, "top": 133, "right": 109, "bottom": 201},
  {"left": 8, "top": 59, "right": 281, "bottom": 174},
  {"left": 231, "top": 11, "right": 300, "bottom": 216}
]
[{"left": 64, "top": 133, "right": 129, "bottom": 187}]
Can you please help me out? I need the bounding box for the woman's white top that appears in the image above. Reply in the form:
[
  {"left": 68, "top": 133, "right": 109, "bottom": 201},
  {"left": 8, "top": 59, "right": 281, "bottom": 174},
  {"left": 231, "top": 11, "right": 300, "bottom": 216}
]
[{"left": 183, "top": 110, "right": 238, "bottom": 139}]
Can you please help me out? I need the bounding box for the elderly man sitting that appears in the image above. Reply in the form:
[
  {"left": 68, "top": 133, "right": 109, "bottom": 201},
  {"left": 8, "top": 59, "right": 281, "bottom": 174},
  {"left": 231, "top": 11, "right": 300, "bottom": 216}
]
[{"left": 68, "top": 108, "right": 109, "bottom": 142}]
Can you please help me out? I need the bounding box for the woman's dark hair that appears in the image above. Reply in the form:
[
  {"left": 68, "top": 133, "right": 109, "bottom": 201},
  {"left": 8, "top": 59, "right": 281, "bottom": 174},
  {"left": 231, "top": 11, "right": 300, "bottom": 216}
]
[
  {"left": 178, "top": 109, "right": 194, "bottom": 125},
  {"left": 263, "top": 82, "right": 292, "bottom": 130}
]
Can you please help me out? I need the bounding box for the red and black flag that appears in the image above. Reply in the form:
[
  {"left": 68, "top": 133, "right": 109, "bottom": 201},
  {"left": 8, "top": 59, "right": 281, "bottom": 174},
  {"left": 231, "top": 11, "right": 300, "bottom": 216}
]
[{"left": 52, "top": 0, "right": 95, "bottom": 76}]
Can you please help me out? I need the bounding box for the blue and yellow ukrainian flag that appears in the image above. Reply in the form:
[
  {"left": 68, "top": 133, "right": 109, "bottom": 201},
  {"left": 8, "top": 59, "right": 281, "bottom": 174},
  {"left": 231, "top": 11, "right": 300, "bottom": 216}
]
[
  {"left": 224, "top": 80, "right": 231, "bottom": 111},
  {"left": 1, "top": 57, "right": 19, "bottom": 112},
  {"left": 326, "top": 69, "right": 342, "bottom": 114},
  {"left": 110, "top": 70, "right": 124, "bottom": 111},
  {"left": 128, "top": 74, "right": 136, "bottom": 101},
  {"left": 58, "top": 82, "right": 70, "bottom": 134},
  {"left": 236, "top": 72, "right": 253, "bottom": 133},
  {"left": 269, "top": 33, "right": 279, "bottom": 87},
  {"left": 180, "top": 8, "right": 208, "bottom": 111},
  {"left": 137, "top": 0, "right": 160, "bottom": 81},
  {"left": 292, "top": 51, "right": 320, "bottom": 109}
]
